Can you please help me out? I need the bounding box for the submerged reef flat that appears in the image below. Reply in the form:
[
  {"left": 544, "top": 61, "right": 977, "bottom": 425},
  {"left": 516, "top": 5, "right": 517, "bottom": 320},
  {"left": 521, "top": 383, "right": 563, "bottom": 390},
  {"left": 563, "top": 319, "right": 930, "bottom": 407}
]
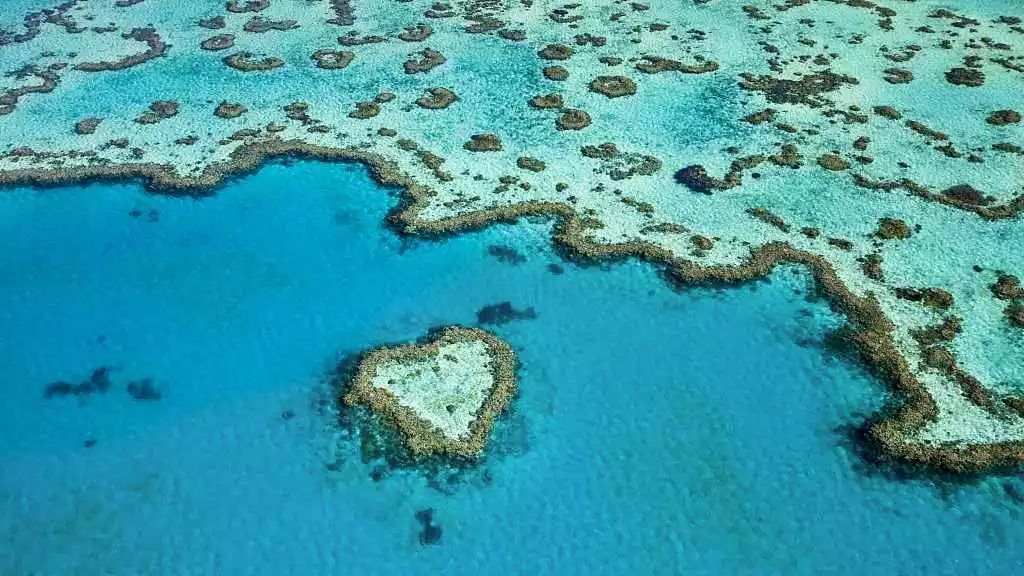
[
  {"left": 343, "top": 326, "right": 516, "bottom": 458},
  {"left": 1, "top": 0, "right": 1024, "bottom": 472}
]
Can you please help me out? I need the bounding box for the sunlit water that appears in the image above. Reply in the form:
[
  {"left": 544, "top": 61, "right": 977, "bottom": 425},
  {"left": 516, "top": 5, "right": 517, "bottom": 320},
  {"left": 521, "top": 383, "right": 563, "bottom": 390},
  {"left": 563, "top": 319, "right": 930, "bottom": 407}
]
[{"left": 0, "top": 161, "right": 1022, "bottom": 575}]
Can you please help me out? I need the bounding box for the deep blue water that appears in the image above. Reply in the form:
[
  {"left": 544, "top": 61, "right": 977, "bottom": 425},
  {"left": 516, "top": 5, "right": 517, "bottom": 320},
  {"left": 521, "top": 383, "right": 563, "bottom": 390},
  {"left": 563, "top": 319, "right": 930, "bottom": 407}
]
[{"left": 0, "top": 160, "right": 1022, "bottom": 575}]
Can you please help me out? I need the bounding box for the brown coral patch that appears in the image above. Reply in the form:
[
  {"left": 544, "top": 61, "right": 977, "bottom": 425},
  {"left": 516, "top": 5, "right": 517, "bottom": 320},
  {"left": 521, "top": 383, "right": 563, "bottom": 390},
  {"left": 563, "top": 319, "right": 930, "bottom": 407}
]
[
  {"left": 200, "top": 34, "right": 235, "bottom": 51},
  {"left": 463, "top": 133, "right": 502, "bottom": 152},
  {"left": 738, "top": 70, "right": 858, "bottom": 107},
  {"left": 74, "top": 118, "right": 102, "bottom": 135},
  {"left": 543, "top": 66, "right": 568, "bottom": 81},
  {"left": 311, "top": 49, "right": 354, "bottom": 69},
  {"left": 225, "top": 0, "right": 269, "bottom": 13},
  {"left": 242, "top": 16, "right": 298, "bottom": 33},
  {"left": 555, "top": 109, "right": 591, "bottom": 131},
  {"left": 941, "top": 184, "right": 990, "bottom": 206},
  {"left": 214, "top": 101, "right": 247, "bottom": 119},
  {"left": 0, "top": 67, "right": 59, "bottom": 116},
  {"left": 818, "top": 153, "right": 850, "bottom": 171},
  {"left": 875, "top": 217, "right": 912, "bottom": 240},
  {"left": 516, "top": 156, "right": 546, "bottom": 172},
  {"left": 691, "top": 235, "right": 714, "bottom": 252},
  {"left": 747, "top": 207, "right": 790, "bottom": 232},
  {"left": 986, "top": 109, "right": 1021, "bottom": 125},
  {"left": 920, "top": 288, "right": 954, "bottom": 310},
  {"left": 198, "top": 16, "right": 225, "bottom": 29},
  {"left": 635, "top": 55, "right": 718, "bottom": 74},
  {"left": 349, "top": 101, "right": 380, "bottom": 119},
  {"left": 528, "top": 93, "right": 563, "bottom": 109},
  {"left": 1006, "top": 302, "right": 1024, "bottom": 328},
  {"left": 588, "top": 75, "right": 636, "bottom": 98},
  {"left": 743, "top": 108, "right": 776, "bottom": 124},
  {"left": 74, "top": 27, "right": 168, "bottom": 72},
  {"left": 873, "top": 105, "right": 902, "bottom": 120},
  {"left": 945, "top": 67, "right": 985, "bottom": 87},
  {"left": 415, "top": 87, "right": 457, "bottom": 109},
  {"left": 883, "top": 68, "right": 913, "bottom": 84},
  {"left": 580, "top": 143, "right": 661, "bottom": 180},
  {"left": 581, "top": 143, "right": 618, "bottom": 159},
  {"left": 498, "top": 29, "right": 526, "bottom": 42},
  {"left": 398, "top": 24, "right": 432, "bottom": 42},
  {"left": 134, "top": 100, "right": 178, "bottom": 124},
  {"left": 538, "top": 43, "right": 572, "bottom": 60},
  {"left": 991, "top": 274, "right": 1024, "bottom": 300},
  {"left": 861, "top": 253, "right": 885, "bottom": 281},
  {"left": 404, "top": 49, "right": 446, "bottom": 74},
  {"left": 337, "top": 33, "right": 385, "bottom": 47},
  {"left": 223, "top": 51, "right": 284, "bottom": 71},
  {"left": 327, "top": 0, "right": 354, "bottom": 25}
]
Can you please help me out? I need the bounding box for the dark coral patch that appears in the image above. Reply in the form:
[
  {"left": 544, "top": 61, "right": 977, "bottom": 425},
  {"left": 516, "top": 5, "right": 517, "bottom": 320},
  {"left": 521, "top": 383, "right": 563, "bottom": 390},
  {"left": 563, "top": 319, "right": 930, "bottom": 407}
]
[
  {"left": 404, "top": 49, "right": 445, "bottom": 74},
  {"left": 674, "top": 165, "right": 716, "bottom": 193},
  {"left": 635, "top": 55, "right": 718, "bottom": 74},
  {"left": 200, "top": 34, "right": 235, "bottom": 51},
  {"left": 738, "top": 70, "right": 857, "bottom": 107},
  {"left": 542, "top": 66, "right": 568, "bottom": 81},
  {"left": 1006, "top": 302, "right": 1024, "bottom": 328},
  {"left": 477, "top": 302, "right": 537, "bottom": 325},
  {"left": 538, "top": 43, "right": 572, "bottom": 60},
  {"left": 555, "top": 109, "right": 591, "bottom": 131},
  {"left": 198, "top": 16, "right": 225, "bottom": 29},
  {"left": 463, "top": 133, "right": 502, "bottom": 152},
  {"left": 487, "top": 245, "right": 527, "bottom": 265},
  {"left": 44, "top": 367, "right": 113, "bottom": 399},
  {"left": 883, "top": 68, "right": 913, "bottom": 84},
  {"left": 516, "top": 156, "right": 546, "bottom": 172},
  {"left": 875, "top": 217, "right": 912, "bottom": 240},
  {"left": 528, "top": 93, "right": 563, "bottom": 109},
  {"left": 74, "top": 117, "right": 102, "bottom": 135},
  {"left": 223, "top": 51, "right": 284, "bottom": 71},
  {"left": 945, "top": 67, "right": 985, "bottom": 87},
  {"left": 349, "top": 101, "right": 380, "bottom": 119},
  {"left": 225, "top": 0, "right": 269, "bottom": 13},
  {"left": 991, "top": 274, "right": 1024, "bottom": 300},
  {"left": 242, "top": 16, "right": 298, "bottom": 33},
  {"left": 134, "top": 100, "right": 178, "bottom": 124},
  {"left": 588, "top": 75, "right": 636, "bottom": 98},
  {"left": 818, "top": 153, "right": 850, "bottom": 171},
  {"left": 415, "top": 509, "right": 442, "bottom": 546},
  {"left": 126, "top": 379, "right": 162, "bottom": 401},
  {"left": 214, "top": 101, "right": 247, "bottom": 118},
  {"left": 311, "top": 49, "right": 354, "bottom": 69},
  {"left": 920, "top": 289, "right": 954, "bottom": 311},
  {"left": 986, "top": 110, "right": 1021, "bottom": 125},
  {"left": 941, "top": 184, "right": 993, "bottom": 207},
  {"left": 398, "top": 24, "right": 432, "bottom": 42},
  {"left": 415, "top": 87, "right": 457, "bottom": 109}
]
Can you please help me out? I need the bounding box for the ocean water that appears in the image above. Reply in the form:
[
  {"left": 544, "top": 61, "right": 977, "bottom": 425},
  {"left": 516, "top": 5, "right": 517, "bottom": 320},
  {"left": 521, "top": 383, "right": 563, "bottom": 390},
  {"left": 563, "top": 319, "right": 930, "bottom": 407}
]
[{"left": 0, "top": 160, "right": 1022, "bottom": 575}]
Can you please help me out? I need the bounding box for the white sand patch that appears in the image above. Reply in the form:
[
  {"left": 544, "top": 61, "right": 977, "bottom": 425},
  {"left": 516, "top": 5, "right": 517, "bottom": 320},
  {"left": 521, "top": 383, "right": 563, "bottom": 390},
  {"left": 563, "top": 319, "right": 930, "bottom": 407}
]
[{"left": 369, "top": 340, "right": 495, "bottom": 440}]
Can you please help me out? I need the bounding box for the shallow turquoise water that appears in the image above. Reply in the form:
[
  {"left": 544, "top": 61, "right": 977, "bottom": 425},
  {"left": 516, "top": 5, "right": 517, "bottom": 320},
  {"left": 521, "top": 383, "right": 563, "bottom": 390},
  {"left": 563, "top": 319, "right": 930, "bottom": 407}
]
[
  {"left": 0, "top": 161, "right": 1022, "bottom": 574},
  {"left": 0, "top": 0, "right": 50, "bottom": 28}
]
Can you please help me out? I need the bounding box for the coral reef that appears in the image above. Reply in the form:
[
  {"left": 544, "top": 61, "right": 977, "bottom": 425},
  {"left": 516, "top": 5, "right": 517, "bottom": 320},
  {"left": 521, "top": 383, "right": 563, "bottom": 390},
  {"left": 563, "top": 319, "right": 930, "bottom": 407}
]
[
  {"left": 2, "top": 0, "right": 1024, "bottom": 473},
  {"left": 343, "top": 326, "right": 517, "bottom": 458}
]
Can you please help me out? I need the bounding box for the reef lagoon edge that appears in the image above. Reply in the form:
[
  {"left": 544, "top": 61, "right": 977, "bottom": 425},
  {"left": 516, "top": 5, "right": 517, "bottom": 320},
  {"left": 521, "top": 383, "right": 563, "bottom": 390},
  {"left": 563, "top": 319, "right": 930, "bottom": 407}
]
[{"left": 3, "top": 143, "right": 1021, "bottom": 475}]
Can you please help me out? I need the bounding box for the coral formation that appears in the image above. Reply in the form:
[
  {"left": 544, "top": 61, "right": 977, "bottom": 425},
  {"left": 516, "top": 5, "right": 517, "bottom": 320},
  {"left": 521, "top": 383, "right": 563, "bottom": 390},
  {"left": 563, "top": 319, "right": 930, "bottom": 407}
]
[
  {"left": 2, "top": 0, "right": 1024, "bottom": 473},
  {"left": 343, "top": 326, "right": 517, "bottom": 458}
]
